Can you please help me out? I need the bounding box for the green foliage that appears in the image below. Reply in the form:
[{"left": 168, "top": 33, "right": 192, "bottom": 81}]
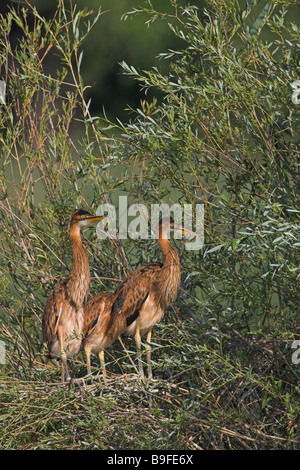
[
  {"left": 118, "top": 0, "right": 300, "bottom": 333},
  {"left": 0, "top": 0, "right": 299, "bottom": 450}
]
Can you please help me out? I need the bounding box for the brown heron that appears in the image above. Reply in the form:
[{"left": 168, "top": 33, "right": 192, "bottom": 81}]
[
  {"left": 81, "top": 292, "right": 125, "bottom": 379},
  {"left": 42, "top": 209, "right": 104, "bottom": 382},
  {"left": 82, "top": 217, "right": 199, "bottom": 379}
]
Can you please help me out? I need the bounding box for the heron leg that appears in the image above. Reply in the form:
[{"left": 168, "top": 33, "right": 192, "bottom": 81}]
[
  {"left": 61, "top": 352, "right": 71, "bottom": 382},
  {"left": 134, "top": 320, "right": 144, "bottom": 378},
  {"left": 58, "top": 327, "right": 71, "bottom": 382},
  {"left": 85, "top": 346, "right": 91, "bottom": 375},
  {"left": 146, "top": 329, "right": 152, "bottom": 380},
  {"left": 99, "top": 349, "right": 106, "bottom": 381}
]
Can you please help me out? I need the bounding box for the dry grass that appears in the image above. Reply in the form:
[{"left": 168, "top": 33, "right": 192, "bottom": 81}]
[{"left": 1, "top": 320, "right": 299, "bottom": 450}]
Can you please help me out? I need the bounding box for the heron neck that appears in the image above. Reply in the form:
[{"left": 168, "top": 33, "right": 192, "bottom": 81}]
[
  {"left": 158, "top": 237, "right": 179, "bottom": 266},
  {"left": 68, "top": 224, "right": 90, "bottom": 305},
  {"left": 157, "top": 237, "right": 181, "bottom": 307}
]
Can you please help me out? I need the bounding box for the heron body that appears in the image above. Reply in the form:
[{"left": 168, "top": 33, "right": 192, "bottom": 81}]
[
  {"left": 42, "top": 210, "right": 103, "bottom": 382},
  {"left": 112, "top": 218, "right": 182, "bottom": 379},
  {"left": 82, "top": 292, "right": 126, "bottom": 378},
  {"left": 80, "top": 217, "right": 198, "bottom": 380},
  {"left": 80, "top": 262, "right": 169, "bottom": 379}
]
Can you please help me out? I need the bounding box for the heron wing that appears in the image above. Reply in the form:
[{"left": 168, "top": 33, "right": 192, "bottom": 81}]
[
  {"left": 83, "top": 293, "right": 116, "bottom": 337},
  {"left": 42, "top": 279, "right": 68, "bottom": 346},
  {"left": 112, "top": 262, "right": 162, "bottom": 326}
]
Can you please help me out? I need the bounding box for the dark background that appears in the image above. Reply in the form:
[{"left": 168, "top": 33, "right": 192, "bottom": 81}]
[{"left": 0, "top": 0, "right": 200, "bottom": 120}]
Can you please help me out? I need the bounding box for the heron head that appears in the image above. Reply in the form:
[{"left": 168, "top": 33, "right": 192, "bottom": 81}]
[
  {"left": 71, "top": 209, "right": 105, "bottom": 227},
  {"left": 158, "top": 216, "right": 199, "bottom": 239}
]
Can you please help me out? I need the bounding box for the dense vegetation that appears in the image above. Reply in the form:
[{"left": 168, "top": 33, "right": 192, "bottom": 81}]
[{"left": 0, "top": 0, "right": 299, "bottom": 449}]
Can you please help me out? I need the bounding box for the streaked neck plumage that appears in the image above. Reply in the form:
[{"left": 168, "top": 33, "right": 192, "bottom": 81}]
[
  {"left": 67, "top": 223, "right": 91, "bottom": 308},
  {"left": 156, "top": 227, "right": 181, "bottom": 308}
]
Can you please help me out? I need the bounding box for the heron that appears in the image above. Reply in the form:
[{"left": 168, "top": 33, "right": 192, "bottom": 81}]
[
  {"left": 81, "top": 292, "right": 125, "bottom": 379},
  {"left": 42, "top": 209, "right": 104, "bottom": 382},
  {"left": 82, "top": 217, "right": 198, "bottom": 379}
]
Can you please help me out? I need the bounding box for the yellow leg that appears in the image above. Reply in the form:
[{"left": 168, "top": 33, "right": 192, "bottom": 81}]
[
  {"left": 99, "top": 349, "right": 106, "bottom": 381},
  {"left": 58, "top": 328, "right": 71, "bottom": 382},
  {"left": 134, "top": 320, "right": 144, "bottom": 378},
  {"left": 146, "top": 329, "right": 152, "bottom": 380},
  {"left": 85, "top": 346, "right": 91, "bottom": 375},
  {"left": 61, "top": 352, "right": 71, "bottom": 382}
]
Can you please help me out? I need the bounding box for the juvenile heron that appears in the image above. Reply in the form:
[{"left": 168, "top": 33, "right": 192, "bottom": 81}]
[
  {"left": 42, "top": 209, "right": 103, "bottom": 382},
  {"left": 82, "top": 217, "right": 198, "bottom": 379}
]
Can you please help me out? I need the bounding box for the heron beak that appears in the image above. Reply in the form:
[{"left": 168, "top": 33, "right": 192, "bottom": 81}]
[
  {"left": 84, "top": 214, "right": 106, "bottom": 223},
  {"left": 178, "top": 226, "right": 201, "bottom": 238}
]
